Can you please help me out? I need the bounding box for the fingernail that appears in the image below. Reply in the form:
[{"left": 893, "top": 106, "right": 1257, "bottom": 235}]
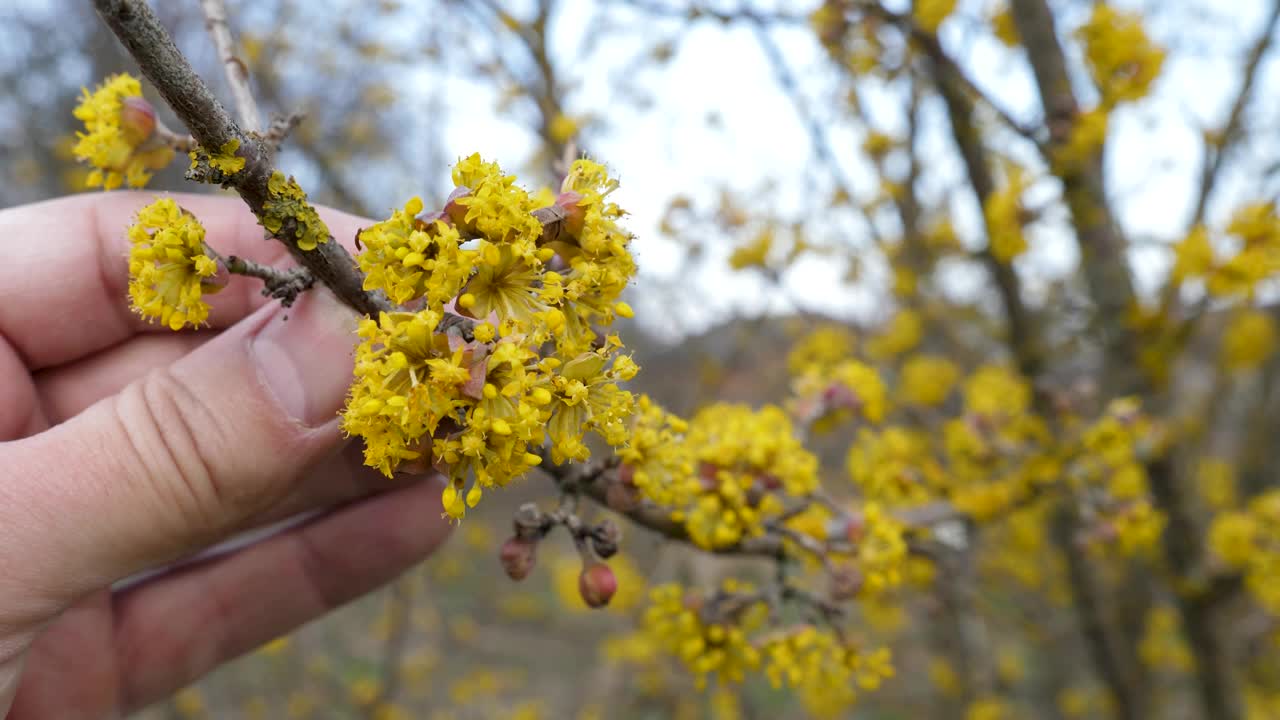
[{"left": 252, "top": 291, "right": 357, "bottom": 427}]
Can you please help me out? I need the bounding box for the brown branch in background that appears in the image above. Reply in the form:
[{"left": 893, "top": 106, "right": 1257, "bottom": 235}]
[
  {"left": 261, "top": 111, "right": 304, "bottom": 153},
  {"left": 864, "top": 3, "right": 1044, "bottom": 149},
  {"left": 1189, "top": 0, "right": 1280, "bottom": 229},
  {"left": 93, "top": 0, "right": 390, "bottom": 317},
  {"left": 1008, "top": 0, "right": 1139, "bottom": 395},
  {"left": 1145, "top": 457, "right": 1245, "bottom": 720},
  {"left": 199, "top": 0, "right": 262, "bottom": 132},
  {"left": 1010, "top": 1, "right": 1243, "bottom": 717},
  {"left": 1052, "top": 507, "right": 1147, "bottom": 720},
  {"left": 916, "top": 44, "right": 1041, "bottom": 380}
]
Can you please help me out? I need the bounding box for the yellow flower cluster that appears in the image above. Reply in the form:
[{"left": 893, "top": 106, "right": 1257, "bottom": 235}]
[
  {"left": 912, "top": 0, "right": 956, "bottom": 34},
  {"left": 761, "top": 626, "right": 893, "bottom": 719},
  {"left": 357, "top": 197, "right": 474, "bottom": 306},
  {"left": 126, "top": 197, "right": 218, "bottom": 330},
  {"left": 1138, "top": 606, "right": 1195, "bottom": 673},
  {"left": 1221, "top": 309, "right": 1277, "bottom": 371},
  {"left": 791, "top": 359, "right": 889, "bottom": 430},
  {"left": 1054, "top": 106, "right": 1109, "bottom": 173},
  {"left": 966, "top": 696, "right": 1016, "bottom": 720},
  {"left": 865, "top": 309, "right": 922, "bottom": 360},
  {"left": 899, "top": 354, "right": 960, "bottom": 407},
  {"left": 73, "top": 73, "right": 174, "bottom": 189},
  {"left": 984, "top": 164, "right": 1031, "bottom": 263},
  {"left": 847, "top": 426, "right": 945, "bottom": 505},
  {"left": 342, "top": 155, "right": 640, "bottom": 520},
  {"left": 641, "top": 582, "right": 768, "bottom": 688},
  {"left": 786, "top": 324, "right": 857, "bottom": 376},
  {"left": 682, "top": 404, "right": 819, "bottom": 549},
  {"left": 852, "top": 503, "right": 909, "bottom": 594},
  {"left": 1209, "top": 490, "right": 1280, "bottom": 614},
  {"left": 1075, "top": 3, "right": 1165, "bottom": 105},
  {"left": 1175, "top": 203, "right": 1280, "bottom": 298},
  {"left": 615, "top": 394, "right": 696, "bottom": 509},
  {"left": 1071, "top": 400, "right": 1166, "bottom": 555},
  {"left": 946, "top": 366, "right": 1053, "bottom": 520}
]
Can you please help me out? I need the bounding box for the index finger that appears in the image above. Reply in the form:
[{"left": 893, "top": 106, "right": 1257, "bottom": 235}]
[{"left": 0, "top": 191, "right": 369, "bottom": 371}]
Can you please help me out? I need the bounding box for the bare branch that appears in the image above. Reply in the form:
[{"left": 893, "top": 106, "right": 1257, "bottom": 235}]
[
  {"left": 1189, "top": 0, "right": 1280, "bottom": 229},
  {"left": 199, "top": 0, "right": 261, "bottom": 132},
  {"left": 93, "top": 0, "right": 390, "bottom": 317},
  {"left": 205, "top": 244, "right": 314, "bottom": 307}
]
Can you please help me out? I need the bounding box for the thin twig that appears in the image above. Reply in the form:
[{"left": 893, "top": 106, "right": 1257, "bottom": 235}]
[
  {"left": 205, "top": 244, "right": 315, "bottom": 306},
  {"left": 1189, "top": 0, "right": 1280, "bottom": 230},
  {"left": 94, "top": 0, "right": 388, "bottom": 317},
  {"left": 199, "top": 0, "right": 261, "bottom": 132}
]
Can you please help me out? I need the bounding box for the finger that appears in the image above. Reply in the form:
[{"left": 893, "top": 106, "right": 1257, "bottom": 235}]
[
  {"left": 111, "top": 477, "right": 451, "bottom": 713},
  {"left": 35, "top": 335, "right": 404, "bottom": 529},
  {"left": 0, "top": 334, "right": 44, "bottom": 440},
  {"left": 0, "top": 191, "right": 369, "bottom": 371},
  {"left": 34, "top": 332, "right": 214, "bottom": 424},
  {"left": 0, "top": 284, "right": 361, "bottom": 613}
]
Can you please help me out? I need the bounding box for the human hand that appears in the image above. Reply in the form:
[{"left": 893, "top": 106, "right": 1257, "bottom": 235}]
[{"left": 0, "top": 192, "right": 452, "bottom": 718}]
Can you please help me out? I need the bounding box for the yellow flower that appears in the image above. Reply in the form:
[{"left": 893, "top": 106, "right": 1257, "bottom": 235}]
[
  {"left": 127, "top": 198, "right": 218, "bottom": 330},
  {"left": 73, "top": 73, "right": 174, "bottom": 189},
  {"left": 357, "top": 197, "right": 474, "bottom": 307},
  {"left": 963, "top": 365, "right": 1031, "bottom": 417},
  {"left": 984, "top": 164, "right": 1031, "bottom": 263},
  {"left": 991, "top": 5, "right": 1018, "bottom": 46},
  {"left": 761, "top": 625, "right": 893, "bottom": 717},
  {"left": 1054, "top": 106, "right": 1109, "bottom": 172},
  {"left": 1221, "top": 309, "right": 1277, "bottom": 371},
  {"left": 856, "top": 503, "right": 908, "bottom": 594},
  {"left": 787, "top": 324, "right": 857, "bottom": 375},
  {"left": 675, "top": 404, "right": 819, "bottom": 549},
  {"left": 1076, "top": 3, "right": 1165, "bottom": 105},
  {"left": 847, "top": 426, "right": 944, "bottom": 505},
  {"left": 642, "top": 582, "right": 767, "bottom": 687},
  {"left": 900, "top": 354, "right": 959, "bottom": 406},
  {"left": 1196, "top": 458, "right": 1237, "bottom": 510},
  {"left": 1139, "top": 606, "right": 1194, "bottom": 673},
  {"left": 1171, "top": 225, "right": 1214, "bottom": 283},
  {"left": 913, "top": 0, "right": 956, "bottom": 33},
  {"left": 866, "top": 309, "right": 923, "bottom": 359}
]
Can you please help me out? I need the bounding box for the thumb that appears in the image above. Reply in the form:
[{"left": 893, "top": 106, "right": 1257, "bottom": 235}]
[{"left": 1, "top": 289, "right": 360, "bottom": 608}]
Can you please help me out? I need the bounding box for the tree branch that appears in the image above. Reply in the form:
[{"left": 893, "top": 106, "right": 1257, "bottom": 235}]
[
  {"left": 93, "top": 0, "right": 390, "bottom": 317},
  {"left": 1188, "top": 0, "right": 1280, "bottom": 229},
  {"left": 1010, "top": 0, "right": 1140, "bottom": 397},
  {"left": 205, "top": 245, "right": 314, "bottom": 306},
  {"left": 199, "top": 0, "right": 261, "bottom": 132}
]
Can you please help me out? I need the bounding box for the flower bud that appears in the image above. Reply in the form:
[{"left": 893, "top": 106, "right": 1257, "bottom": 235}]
[
  {"left": 444, "top": 186, "right": 472, "bottom": 230},
  {"left": 591, "top": 519, "right": 622, "bottom": 559},
  {"left": 119, "top": 96, "right": 157, "bottom": 146},
  {"left": 829, "top": 565, "right": 864, "bottom": 601},
  {"left": 578, "top": 562, "right": 618, "bottom": 608},
  {"left": 605, "top": 479, "right": 642, "bottom": 513},
  {"left": 499, "top": 536, "right": 537, "bottom": 581},
  {"left": 555, "top": 191, "right": 586, "bottom": 237}
]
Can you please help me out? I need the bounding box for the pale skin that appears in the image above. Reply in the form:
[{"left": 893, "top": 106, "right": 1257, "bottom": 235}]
[{"left": 0, "top": 192, "right": 452, "bottom": 718}]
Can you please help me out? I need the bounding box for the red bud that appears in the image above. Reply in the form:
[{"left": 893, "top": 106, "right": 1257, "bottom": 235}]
[
  {"left": 578, "top": 562, "right": 618, "bottom": 608},
  {"left": 444, "top": 187, "right": 472, "bottom": 230},
  {"left": 119, "top": 96, "right": 157, "bottom": 145},
  {"left": 499, "top": 537, "right": 537, "bottom": 581},
  {"left": 556, "top": 191, "right": 586, "bottom": 237}
]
